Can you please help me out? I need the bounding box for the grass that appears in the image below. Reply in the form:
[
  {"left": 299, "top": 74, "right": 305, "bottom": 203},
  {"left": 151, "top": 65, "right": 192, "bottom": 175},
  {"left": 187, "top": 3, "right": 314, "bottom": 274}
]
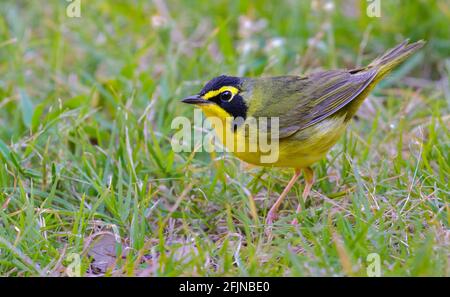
[{"left": 0, "top": 0, "right": 449, "bottom": 276}]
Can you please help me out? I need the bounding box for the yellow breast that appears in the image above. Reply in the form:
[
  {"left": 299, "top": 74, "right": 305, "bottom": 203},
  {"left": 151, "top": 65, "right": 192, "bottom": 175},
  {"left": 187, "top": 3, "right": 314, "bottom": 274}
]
[{"left": 199, "top": 104, "right": 348, "bottom": 168}]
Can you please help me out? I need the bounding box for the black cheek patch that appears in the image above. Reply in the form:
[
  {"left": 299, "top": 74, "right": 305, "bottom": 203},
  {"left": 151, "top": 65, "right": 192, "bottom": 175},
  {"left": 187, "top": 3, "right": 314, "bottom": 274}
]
[
  {"left": 221, "top": 95, "right": 247, "bottom": 118},
  {"left": 220, "top": 95, "right": 248, "bottom": 132}
]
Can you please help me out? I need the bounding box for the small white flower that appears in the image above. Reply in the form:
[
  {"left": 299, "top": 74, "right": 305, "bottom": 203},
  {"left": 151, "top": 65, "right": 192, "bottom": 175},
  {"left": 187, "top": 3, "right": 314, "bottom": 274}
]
[
  {"left": 151, "top": 14, "right": 168, "bottom": 28},
  {"left": 269, "top": 37, "right": 284, "bottom": 49},
  {"left": 324, "top": 1, "right": 335, "bottom": 12}
]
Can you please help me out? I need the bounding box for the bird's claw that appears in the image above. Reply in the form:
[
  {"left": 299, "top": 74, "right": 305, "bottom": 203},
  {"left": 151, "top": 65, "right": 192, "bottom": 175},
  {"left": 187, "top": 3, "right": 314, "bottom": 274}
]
[
  {"left": 265, "top": 211, "right": 278, "bottom": 226},
  {"left": 264, "top": 211, "right": 278, "bottom": 237}
]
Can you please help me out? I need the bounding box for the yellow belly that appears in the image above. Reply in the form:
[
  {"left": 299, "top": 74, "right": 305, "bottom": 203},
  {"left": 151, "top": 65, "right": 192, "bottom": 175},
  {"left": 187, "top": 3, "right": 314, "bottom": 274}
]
[{"left": 205, "top": 110, "right": 349, "bottom": 168}]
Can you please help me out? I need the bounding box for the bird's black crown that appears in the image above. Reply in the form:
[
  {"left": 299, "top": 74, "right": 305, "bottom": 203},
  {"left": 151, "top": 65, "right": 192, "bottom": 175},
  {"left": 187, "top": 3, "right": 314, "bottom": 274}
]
[{"left": 199, "top": 75, "right": 241, "bottom": 95}]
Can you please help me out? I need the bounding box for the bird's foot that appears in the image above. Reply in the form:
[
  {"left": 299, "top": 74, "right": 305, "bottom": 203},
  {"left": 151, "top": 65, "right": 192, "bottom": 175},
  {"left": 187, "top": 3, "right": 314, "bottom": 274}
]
[
  {"left": 264, "top": 210, "right": 278, "bottom": 237},
  {"left": 265, "top": 210, "right": 278, "bottom": 226},
  {"left": 291, "top": 203, "right": 302, "bottom": 225}
]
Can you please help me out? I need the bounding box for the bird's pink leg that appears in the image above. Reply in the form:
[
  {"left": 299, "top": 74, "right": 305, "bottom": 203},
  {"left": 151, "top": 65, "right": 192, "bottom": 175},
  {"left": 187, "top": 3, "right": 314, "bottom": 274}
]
[
  {"left": 265, "top": 169, "right": 302, "bottom": 226},
  {"left": 291, "top": 167, "right": 314, "bottom": 225}
]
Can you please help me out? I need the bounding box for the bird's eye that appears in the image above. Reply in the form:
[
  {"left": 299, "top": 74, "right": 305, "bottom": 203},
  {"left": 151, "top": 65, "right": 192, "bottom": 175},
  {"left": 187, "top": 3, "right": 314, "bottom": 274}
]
[{"left": 220, "top": 91, "right": 233, "bottom": 102}]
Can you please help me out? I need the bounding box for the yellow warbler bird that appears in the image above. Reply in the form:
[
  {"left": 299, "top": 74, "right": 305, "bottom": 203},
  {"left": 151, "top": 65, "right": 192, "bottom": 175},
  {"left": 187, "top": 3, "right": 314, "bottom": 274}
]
[{"left": 181, "top": 40, "right": 424, "bottom": 226}]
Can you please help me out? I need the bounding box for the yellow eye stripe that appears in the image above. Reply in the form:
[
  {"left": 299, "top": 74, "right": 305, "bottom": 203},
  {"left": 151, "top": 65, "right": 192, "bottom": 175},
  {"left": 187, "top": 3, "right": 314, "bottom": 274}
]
[{"left": 202, "top": 86, "right": 239, "bottom": 101}]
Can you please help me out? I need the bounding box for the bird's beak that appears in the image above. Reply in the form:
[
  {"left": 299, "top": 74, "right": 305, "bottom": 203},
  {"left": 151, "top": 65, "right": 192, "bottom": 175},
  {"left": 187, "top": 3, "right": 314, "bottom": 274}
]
[{"left": 181, "top": 95, "right": 211, "bottom": 105}]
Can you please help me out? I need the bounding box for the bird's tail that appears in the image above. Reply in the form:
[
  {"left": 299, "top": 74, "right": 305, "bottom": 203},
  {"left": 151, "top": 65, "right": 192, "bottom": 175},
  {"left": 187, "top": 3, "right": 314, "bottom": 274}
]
[
  {"left": 343, "top": 40, "right": 425, "bottom": 120},
  {"left": 368, "top": 39, "right": 425, "bottom": 82}
]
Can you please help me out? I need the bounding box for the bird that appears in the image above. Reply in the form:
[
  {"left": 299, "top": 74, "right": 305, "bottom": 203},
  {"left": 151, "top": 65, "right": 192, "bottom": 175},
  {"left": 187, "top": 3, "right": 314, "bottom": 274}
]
[{"left": 181, "top": 40, "right": 424, "bottom": 227}]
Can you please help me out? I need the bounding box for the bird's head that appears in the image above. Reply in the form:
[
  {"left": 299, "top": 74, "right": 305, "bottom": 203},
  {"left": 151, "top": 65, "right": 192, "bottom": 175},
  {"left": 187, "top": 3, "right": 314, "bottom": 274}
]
[{"left": 181, "top": 75, "right": 248, "bottom": 121}]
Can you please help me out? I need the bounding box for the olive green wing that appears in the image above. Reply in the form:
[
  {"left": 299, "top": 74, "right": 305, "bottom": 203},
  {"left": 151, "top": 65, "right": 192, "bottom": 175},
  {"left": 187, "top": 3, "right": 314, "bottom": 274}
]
[
  {"left": 248, "top": 40, "right": 425, "bottom": 138},
  {"left": 248, "top": 68, "right": 378, "bottom": 138}
]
